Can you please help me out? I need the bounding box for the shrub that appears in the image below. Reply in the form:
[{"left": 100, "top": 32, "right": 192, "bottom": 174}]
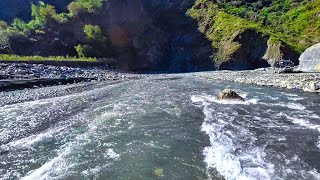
[
  {"left": 12, "top": 19, "right": 29, "bottom": 31},
  {"left": 31, "top": 3, "right": 67, "bottom": 25},
  {"left": 68, "top": 2, "right": 86, "bottom": 16},
  {"left": 84, "top": 24, "right": 103, "bottom": 41},
  {"left": 0, "top": 29, "right": 25, "bottom": 46},
  {"left": 76, "top": 0, "right": 103, "bottom": 12},
  {"left": 0, "top": 21, "right": 8, "bottom": 30},
  {"left": 75, "top": 44, "right": 92, "bottom": 57},
  {"left": 67, "top": 0, "right": 104, "bottom": 16}
]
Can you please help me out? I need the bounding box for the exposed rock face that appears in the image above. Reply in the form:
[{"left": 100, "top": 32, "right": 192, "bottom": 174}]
[
  {"left": 217, "top": 30, "right": 300, "bottom": 70},
  {"left": 263, "top": 38, "right": 300, "bottom": 66},
  {"left": 218, "top": 89, "right": 244, "bottom": 101},
  {"left": 299, "top": 43, "right": 320, "bottom": 72},
  {"left": 218, "top": 30, "right": 270, "bottom": 70}
]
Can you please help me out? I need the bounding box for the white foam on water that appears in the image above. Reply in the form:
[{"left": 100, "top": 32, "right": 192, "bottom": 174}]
[
  {"left": 309, "top": 169, "right": 320, "bottom": 179},
  {"left": 287, "top": 96, "right": 304, "bottom": 101},
  {"left": 266, "top": 95, "right": 279, "bottom": 100},
  {"left": 281, "top": 92, "right": 299, "bottom": 97},
  {"left": 287, "top": 102, "right": 306, "bottom": 110},
  {"left": 271, "top": 102, "right": 306, "bottom": 110},
  {"left": 104, "top": 148, "right": 120, "bottom": 160},
  {"left": 285, "top": 115, "right": 320, "bottom": 133},
  {"left": 21, "top": 111, "right": 121, "bottom": 180},
  {"left": 278, "top": 137, "right": 286, "bottom": 141},
  {"left": 317, "top": 137, "right": 320, "bottom": 150},
  {"left": 8, "top": 127, "right": 64, "bottom": 149},
  {"left": 192, "top": 95, "right": 276, "bottom": 180},
  {"left": 21, "top": 144, "right": 72, "bottom": 180},
  {"left": 191, "top": 94, "right": 258, "bottom": 106}
]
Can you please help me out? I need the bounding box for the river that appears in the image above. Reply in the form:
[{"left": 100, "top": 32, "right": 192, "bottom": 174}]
[{"left": 1, "top": 74, "right": 320, "bottom": 180}]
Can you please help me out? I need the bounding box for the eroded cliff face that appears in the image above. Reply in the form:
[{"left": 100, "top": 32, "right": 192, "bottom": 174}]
[{"left": 217, "top": 30, "right": 300, "bottom": 70}]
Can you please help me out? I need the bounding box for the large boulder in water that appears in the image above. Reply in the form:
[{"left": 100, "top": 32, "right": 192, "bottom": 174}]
[
  {"left": 218, "top": 89, "right": 244, "bottom": 101},
  {"left": 299, "top": 43, "right": 320, "bottom": 72}
]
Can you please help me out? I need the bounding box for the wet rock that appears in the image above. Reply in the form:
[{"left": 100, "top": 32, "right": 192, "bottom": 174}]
[{"left": 218, "top": 89, "right": 244, "bottom": 101}]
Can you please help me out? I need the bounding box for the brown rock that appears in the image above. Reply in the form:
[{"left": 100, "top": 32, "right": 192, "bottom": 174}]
[{"left": 218, "top": 89, "right": 244, "bottom": 101}]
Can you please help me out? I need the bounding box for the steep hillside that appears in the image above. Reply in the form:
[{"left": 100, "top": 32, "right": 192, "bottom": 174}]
[
  {"left": 187, "top": 0, "right": 320, "bottom": 69},
  {"left": 0, "top": 0, "right": 214, "bottom": 72},
  {"left": 0, "top": 0, "right": 319, "bottom": 71}
]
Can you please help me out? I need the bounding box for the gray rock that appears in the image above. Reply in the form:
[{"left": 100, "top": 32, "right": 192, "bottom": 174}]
[{"left": 299, "top": 43, "right": 320, "bottom": 72}]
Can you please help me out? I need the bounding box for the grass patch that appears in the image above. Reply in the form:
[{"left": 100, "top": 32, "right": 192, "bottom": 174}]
[{"left": 0, "top": 54, "right": 96, "bottom": 62}]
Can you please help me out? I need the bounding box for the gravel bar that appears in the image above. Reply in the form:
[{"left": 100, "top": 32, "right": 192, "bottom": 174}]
[{"left": 195, "top": 68, "right": 320, "bottom": 94}]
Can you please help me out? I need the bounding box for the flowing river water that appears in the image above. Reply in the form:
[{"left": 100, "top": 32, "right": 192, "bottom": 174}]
[{"left": 0, "top": 73, "right": 320, "bottom": 180}]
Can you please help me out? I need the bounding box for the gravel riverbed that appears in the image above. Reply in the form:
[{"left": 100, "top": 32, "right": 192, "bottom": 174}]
[
  {"left": 0, "top": 63, "right": 145, "bottom": 91},
  {"left": 0, "top": 63, "right": 142, "bottom": 81},
  {"left": 195, "top": 68, "right": 320, "bottom": 94},
  {"left": 2, "top": 63, "right": 319, "bottom": 94}
]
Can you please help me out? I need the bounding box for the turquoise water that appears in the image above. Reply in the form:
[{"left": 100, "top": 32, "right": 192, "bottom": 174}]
[{"left": 0, "top": 74, "right": 320, "bottom": 179}]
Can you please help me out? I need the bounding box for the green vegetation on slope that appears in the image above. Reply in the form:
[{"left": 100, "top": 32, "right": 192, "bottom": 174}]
[
  {"left": 186, "top": 0, "right": 320, "bottom": 65},
  {"left": 75, "top": 24, "right": 113, "bottom": 58},
  {"left": 188, "top": 0, "right": 320, "bottom": 54},
  {"left": 187, "top": 0, "right": 269, "bottom": 62},
  {"left": 68, "top": 0, "right": 104, "bottom": 16},
  {"left": 0, "top": 0, "right": 106, "bottom": 60}
]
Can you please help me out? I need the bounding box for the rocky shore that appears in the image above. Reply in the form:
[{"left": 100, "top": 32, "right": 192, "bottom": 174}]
[
  {"left": 196, "top": 68, "right": 320, "bottom": 94},
  {"left": 0, "top": 63, "right": 144, "bottom": 91}
]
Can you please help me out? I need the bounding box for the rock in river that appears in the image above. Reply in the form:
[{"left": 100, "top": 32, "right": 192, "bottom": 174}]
[
  {"left": 298, "top": 43, "right": 320, "bottom": 72},
  {"left": 218, "top": 89, "right": 244, "bottom": 101}
]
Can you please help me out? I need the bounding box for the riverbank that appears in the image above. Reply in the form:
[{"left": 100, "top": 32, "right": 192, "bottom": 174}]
[
  {"left": 0, "top": 62, "right": 144, "bottom": 91},
  {"left": 195, "top": 68, "right": 320, "bottom": 94}
]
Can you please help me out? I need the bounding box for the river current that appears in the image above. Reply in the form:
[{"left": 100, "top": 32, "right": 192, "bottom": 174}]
[{"left": 0, "top": 74, "right": 320, "bottom": 179}]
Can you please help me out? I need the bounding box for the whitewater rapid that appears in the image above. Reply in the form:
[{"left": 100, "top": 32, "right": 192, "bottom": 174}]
[{"left": 191, "top": 91, "right": 320, "bottom": 180}]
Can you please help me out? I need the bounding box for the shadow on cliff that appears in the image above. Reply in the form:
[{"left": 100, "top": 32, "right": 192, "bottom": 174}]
[
  {"left": 147, "top": 9, "right": 215, "bottom": 73},
  {"left": 102, "top": 0, "right": 215, "bottom": 73}
]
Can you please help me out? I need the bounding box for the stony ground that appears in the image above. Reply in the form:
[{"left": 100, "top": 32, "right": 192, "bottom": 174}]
[
  {"left": 2, "top": 63, "right": 320, "bottom": 94},
  {"left": 0, "top": 63, "right": 143, "bottom": 81},
  {"left": 195, "top": 68, "right": 320, "bottom": 94},
  {"left": 0, "top": 63, "right": 146, "bottom": 91}
]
